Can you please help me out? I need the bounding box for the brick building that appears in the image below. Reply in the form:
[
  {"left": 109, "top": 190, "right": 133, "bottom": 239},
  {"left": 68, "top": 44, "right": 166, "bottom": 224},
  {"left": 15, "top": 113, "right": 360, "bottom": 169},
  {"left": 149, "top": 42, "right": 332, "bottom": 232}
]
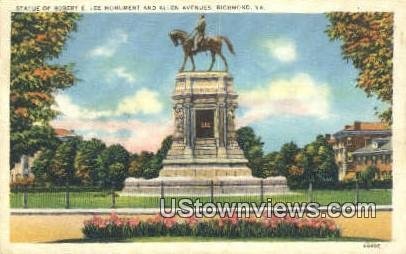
[
  {"left": 352, "top": 137, "right": 392, "bottom": 180},
  {"left": 328, "top": 121, "right": 391, "bottom": 180}
]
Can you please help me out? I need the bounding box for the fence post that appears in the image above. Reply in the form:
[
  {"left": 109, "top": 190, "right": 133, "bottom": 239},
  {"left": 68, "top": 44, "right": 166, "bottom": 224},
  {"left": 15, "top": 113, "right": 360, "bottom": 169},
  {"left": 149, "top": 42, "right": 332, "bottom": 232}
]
[
  {"left": 111, "top": 183, "right": 116, "bottom": 209},
  {"left": 260, "top": 179, "right": 264, "bottom": 203},
  {"left": 355, "top": 180, "right": 359, "bottom": 204},
  {"left": 308, "top": 182, "right": 313, "bottom": 202},
  {"left": 65, "top": 183, "right": 70, "bottom": 209},
  {"left": 210, "top": 180, "right": 214, "bottom": 203},
  {"left": 23, "top": 185, "right": 28, "bottom": 209},
  {"left": 160, "top": 181, "right": 164, "bottom": 199}
]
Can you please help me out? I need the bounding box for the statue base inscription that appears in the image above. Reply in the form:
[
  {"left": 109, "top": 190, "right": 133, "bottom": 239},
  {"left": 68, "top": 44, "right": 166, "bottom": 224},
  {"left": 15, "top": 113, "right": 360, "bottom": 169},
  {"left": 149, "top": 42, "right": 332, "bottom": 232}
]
[{"left": 122, "top": 72, "right": 289, "bottom": 196}]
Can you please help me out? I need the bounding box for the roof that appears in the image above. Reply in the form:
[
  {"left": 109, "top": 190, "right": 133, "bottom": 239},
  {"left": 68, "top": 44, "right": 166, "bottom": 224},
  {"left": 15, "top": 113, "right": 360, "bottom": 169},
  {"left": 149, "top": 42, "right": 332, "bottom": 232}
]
[
  {"left": 333, "top": 121, "right": 391, "bottom": 139},
  {"left": 344, "top": 121, "right": 389, "bottom": 131},
  {"left": 352, "top": 138, "right": 392, "bottom": 155},
  {"left": 54, "top": 128, "right": 75, "bottom": 137}
]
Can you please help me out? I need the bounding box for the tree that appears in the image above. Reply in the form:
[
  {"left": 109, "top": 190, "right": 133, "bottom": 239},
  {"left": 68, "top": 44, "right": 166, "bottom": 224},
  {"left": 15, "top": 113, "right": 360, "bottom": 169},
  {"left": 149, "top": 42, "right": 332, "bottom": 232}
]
[
  {"left": 295, "top": 135, "right": 338, "bottom": 188},
  {"left": 128, "top": 136, "right": 173, "bottom": 179},
  {"left": 97, "top": 144, "right": 130, "bottom": 187},
  {"left": 128, "top": 154, "right": 143, "bottom": 178},
  {"left": 49, "top": 138, "right": 79, "bottom": 185},
  {"left": 147, "top": 136, "right": 173, "bottom": 179},
  {"left": 31, "top": 148, "right": 57, "bottom": 184},
  {"left": 154, "top": 136, "right": 173, "bottom": 168},
  {"left": 276, "top": 142, "right": 300, "bottom": 177},
  {"left": 236, "top": 127, "right": 265, "bottom": 177},
  {"left": 326, "top": 13, "right": 393, "bottom": 124},
  {"left": 262, "top": 152, "right": 280, "bottom": 177},
  {"left": 74, "top": 138, "right": 106, "bottom": 185},
  {"left": 10, "top": 13, "right": 81, "bottom": 167},
  {"left": 108, "top": 163, "right": 127, "bottom": 188},
  {"left": 10, "top": 126, "right": 59, "bottom": 169},
  {"left": 128, "top": 151, "right": 155, "bottom": 179}
]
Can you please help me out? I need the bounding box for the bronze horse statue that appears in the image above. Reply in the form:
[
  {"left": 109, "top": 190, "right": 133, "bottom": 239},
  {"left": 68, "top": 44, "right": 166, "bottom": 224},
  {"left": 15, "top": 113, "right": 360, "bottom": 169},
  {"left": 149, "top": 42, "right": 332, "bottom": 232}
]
[{"left": 169, "top": 29, "right": 235, "bottom": 72}]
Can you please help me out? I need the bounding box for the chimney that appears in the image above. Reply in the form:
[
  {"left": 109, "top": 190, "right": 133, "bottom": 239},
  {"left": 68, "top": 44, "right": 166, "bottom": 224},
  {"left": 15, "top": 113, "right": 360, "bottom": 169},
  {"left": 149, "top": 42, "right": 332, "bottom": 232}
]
[{"left": 345, "top": 125, "right": 351, "bottom": 130}]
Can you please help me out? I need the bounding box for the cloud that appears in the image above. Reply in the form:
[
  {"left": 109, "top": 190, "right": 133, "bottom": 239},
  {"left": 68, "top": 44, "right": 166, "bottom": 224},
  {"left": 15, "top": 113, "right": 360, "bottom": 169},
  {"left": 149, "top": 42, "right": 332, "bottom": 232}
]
[
  {"left": 54, "top": 88, "right": 163, "bottom": 120},
  {"left": 88, "top": 30, "right": 128, "bottom": 58},
  {"left": 264, "top": 38, "right": 297, "bottom": 63},
  {"left": 52, "top": 89, "right": 168, "bottom": 152},
  {"left": 116, "top": 89, "right": 163, "bottom": 115},
  {"left": 111, "top": 66, "right": 136, "bottom": 83},
  {"left": 238, "top": 73, "right": 331, "bottom": 126},
  {"left": 52, "top": 118, "right": 173, "bottom": 153}
]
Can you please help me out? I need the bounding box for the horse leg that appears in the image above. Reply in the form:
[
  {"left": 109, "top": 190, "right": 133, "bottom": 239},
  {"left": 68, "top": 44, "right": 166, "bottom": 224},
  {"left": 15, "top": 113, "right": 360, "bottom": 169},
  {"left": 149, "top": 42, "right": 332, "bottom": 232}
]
[
  {"left": 219, "top": 52, "right": 228, "bottom": 72},
  {"left": 190, "top": 55, "right": 196, "bottom": 71},
  {"left": 208, "top": 51, "right": 215, "bottom": 71},
  {"left": 180, "top": 54, "right": 187, "bottom": 72}
]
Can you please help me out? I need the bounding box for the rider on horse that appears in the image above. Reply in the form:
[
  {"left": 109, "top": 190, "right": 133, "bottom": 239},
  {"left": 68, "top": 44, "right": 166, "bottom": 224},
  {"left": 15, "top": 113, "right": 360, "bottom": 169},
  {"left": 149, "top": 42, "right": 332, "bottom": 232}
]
[{"left": 190, "top": 14, "right": 206, "bottom": 53}]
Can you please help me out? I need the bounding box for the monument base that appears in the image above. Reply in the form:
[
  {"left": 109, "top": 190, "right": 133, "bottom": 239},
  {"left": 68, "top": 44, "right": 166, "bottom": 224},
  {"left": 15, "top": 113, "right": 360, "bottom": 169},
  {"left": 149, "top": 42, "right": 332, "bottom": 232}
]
[{"left": 121, "top": 176, "right": 289, "bottom": 196}]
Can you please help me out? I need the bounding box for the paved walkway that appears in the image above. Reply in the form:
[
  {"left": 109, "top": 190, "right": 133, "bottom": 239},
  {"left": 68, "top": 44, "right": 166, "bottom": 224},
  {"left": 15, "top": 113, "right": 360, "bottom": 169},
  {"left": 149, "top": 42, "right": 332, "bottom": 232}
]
[{"left": 9, "top": 209, "right": 392, "bottom": 242}]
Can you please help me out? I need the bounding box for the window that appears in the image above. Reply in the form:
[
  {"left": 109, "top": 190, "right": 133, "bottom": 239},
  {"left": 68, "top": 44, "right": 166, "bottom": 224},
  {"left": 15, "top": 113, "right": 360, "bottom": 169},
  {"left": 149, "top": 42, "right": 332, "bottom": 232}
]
[{"left": 195, "top": 110, "right": 215, "bottom": 138}]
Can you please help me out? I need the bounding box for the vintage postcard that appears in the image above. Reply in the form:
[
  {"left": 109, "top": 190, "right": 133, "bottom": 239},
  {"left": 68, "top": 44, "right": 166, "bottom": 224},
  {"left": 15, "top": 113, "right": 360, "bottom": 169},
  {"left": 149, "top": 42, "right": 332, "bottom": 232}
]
[{"left": 1, "top": 0, "right": 406, "bottom": 253}]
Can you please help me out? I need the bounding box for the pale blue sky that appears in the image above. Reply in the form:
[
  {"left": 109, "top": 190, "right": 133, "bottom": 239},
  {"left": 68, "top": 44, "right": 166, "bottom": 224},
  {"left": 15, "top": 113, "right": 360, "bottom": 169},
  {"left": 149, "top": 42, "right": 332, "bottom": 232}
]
[{"left": 51, "top": 13, "right": 386, "bottom": 153}]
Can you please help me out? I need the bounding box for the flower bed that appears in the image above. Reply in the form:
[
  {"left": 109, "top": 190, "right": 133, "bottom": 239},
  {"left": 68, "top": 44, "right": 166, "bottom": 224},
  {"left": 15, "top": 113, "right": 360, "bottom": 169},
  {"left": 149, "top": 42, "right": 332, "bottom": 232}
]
[{"left": 82, "top": 213, "right": 340, "bottom": 240}]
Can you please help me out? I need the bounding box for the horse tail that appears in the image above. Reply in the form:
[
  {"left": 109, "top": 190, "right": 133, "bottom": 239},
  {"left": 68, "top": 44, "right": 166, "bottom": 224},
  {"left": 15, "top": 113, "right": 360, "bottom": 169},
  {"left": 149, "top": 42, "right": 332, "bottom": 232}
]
[{"left": 219, "top": 36, "right": 235, "bottom": 55}]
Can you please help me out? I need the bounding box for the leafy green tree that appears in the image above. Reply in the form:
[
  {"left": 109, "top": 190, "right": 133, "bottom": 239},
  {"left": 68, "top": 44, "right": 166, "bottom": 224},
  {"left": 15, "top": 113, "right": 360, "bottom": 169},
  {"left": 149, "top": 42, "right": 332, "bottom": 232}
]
[
  {"left": 154, "top": 136, "right": 173, "bottom": 168},
  {"left": 276, "top": 142, "right": 300, "bottom": 177},
  {"left": 128, "top": 136, "right": 173, "bottom": 179},
  {"left": 31, "top": 148, "right": 56, "bottom": 184},
  {"left": 128, "top": 154, "right": 143, "bottom": 178},
  {"left": 97, "top": 144, "right": 130, "bottom": 187},
  {"left": 49, "top": 138, "right": 80, "bottom": 185},
  {"left": 326, "top": 13, "right": 393, "bottom": 124},
  {"left": 236, "top": 127, "right": 265, "bottom": 177},
  {"left": 263, "top": 152, "right": 280, "bottom": 177},
  {"left": 10, "top": 13, "right": 80, "bottom": 167},
  {"left": 10, "top": 126, "right": 59, "bottom": 169},
  {"left": 147, "top": 136, "right": 173, "bottom": 179},
  {"left": 295, "top": 135, "right": 338, "bottom": 188},
  {"left": 74, "top": 138, "right": 106, "bottom": 185},
  {"left": 108, "top": 163, "right": 127, "bottom": 188},
  {"left": 129, "top": 151, "right": 158, "bottom": 178}
]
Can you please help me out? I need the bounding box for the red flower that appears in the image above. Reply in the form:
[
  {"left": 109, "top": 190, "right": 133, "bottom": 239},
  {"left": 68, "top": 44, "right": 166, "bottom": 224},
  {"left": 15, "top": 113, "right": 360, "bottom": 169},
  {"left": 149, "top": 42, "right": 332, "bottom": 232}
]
[
  {"left": 128, "top": 217, "right": 140, "bottom": 227},
  {"left": 230, "top": 213, "right": 239, "bottom": 225},
  {"left": 163, "top": 217, "right": 177, "bottom": 229},
  {"left": 186, "top": 216, "right": 199, "bottom": 226}
]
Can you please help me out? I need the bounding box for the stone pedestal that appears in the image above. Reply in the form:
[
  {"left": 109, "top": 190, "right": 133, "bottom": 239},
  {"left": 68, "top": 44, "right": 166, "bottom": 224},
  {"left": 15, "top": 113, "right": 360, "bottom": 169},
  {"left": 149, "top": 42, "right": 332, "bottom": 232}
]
[
  {"left": 160, "top": 71, "right": 250, "bottom": 178},
  {"left": 122, "top": 72, "right": 289, "bottom": 196}
]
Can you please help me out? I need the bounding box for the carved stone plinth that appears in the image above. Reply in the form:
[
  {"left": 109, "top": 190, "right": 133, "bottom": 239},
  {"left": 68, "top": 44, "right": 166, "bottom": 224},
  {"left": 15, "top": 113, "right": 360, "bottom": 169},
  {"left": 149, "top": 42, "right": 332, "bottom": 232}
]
[
  {"left": 160, "top": 71, "right": 250, "bottom": 177},
  {"left": 122, "top": 72, "right": 289, "bottom": 196}
]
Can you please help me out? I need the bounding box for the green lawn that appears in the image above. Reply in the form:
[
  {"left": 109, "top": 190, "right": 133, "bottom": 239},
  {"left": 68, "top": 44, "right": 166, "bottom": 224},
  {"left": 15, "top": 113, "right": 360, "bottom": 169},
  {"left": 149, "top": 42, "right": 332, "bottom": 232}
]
[
  {"left": 10, "top": 189, "right": 391, "bottom": 209},
  {"left": 54, "top": 236, "right": 386, "bottom": 243}
]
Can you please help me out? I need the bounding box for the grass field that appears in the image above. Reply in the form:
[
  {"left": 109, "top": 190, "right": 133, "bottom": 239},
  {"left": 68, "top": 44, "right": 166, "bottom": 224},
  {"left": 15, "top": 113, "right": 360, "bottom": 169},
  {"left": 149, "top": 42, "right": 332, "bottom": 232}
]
[
  {"left": 54, "top": 236, "right": 384, "bottom": 243},
  {"left": 10, "top": 189, "right": 391, "bottom": 208}
]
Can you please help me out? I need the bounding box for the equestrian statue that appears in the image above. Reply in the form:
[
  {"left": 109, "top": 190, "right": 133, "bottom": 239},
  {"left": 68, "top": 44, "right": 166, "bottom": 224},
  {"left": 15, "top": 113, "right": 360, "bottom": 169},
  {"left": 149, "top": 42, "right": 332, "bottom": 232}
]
[{"left": 169, "top": 15, "right": 235, "bottom": 72}]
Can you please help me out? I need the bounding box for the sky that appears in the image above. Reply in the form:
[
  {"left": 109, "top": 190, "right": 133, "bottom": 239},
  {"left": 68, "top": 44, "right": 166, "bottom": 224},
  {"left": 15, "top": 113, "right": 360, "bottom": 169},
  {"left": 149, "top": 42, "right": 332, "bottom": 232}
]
[{"left": 51, "top": 13, "right": 387, "bottom": 153}]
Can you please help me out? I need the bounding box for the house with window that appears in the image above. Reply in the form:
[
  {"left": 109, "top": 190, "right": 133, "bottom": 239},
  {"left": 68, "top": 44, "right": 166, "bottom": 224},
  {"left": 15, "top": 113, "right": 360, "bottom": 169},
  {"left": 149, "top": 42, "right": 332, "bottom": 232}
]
[
  {"left": 327, "top": 121, "right": 391, "bottom": 180},
  {"left": 352, "top": 137, "right": 392, "bottom": 180}
]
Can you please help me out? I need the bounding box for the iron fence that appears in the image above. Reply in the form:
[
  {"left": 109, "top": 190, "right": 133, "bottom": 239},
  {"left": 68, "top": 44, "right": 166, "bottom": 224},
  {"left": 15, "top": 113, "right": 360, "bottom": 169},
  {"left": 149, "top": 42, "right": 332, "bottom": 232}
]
[{"left": 9, "top": 182, "right": 392, "bottom": 209}]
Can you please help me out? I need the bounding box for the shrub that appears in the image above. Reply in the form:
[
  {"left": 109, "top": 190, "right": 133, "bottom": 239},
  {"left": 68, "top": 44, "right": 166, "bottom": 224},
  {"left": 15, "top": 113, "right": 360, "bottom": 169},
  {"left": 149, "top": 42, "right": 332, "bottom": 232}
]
[
  {"left": 359, "top": 166, "right": 378, "bottom": 189},
  {"left": 82, "top": 213, "right": 341, "bottom": 240}
]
